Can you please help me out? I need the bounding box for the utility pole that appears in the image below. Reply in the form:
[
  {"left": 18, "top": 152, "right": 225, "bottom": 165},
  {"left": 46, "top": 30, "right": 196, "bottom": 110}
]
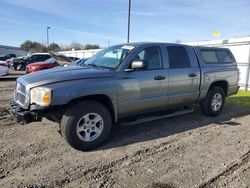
[
  {"left": 127, "top": 0, "right": 131, "bottom": 43},
  {"left": 47, "top": 26, "right": 51, "bottom": 47}
]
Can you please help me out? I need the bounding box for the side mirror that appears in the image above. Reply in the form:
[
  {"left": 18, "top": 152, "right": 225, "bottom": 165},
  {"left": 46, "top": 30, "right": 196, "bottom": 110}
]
[{"left": 125, "top": 60, "right": 147, "bottom": 72}]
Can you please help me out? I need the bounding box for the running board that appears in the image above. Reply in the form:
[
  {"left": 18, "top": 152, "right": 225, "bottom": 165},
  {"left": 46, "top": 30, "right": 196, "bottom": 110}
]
[{"left": 120, "top": 108, "right": 193, "bottom": 126}]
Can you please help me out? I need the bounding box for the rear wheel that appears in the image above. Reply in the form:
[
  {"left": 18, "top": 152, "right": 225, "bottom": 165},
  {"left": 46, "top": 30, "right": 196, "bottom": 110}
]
[
  {"left": 200, "top": 86, "right": 225, "bottom": 116},
  {"left": 61, "top": 101, "right": 112, "bottom": 151}
]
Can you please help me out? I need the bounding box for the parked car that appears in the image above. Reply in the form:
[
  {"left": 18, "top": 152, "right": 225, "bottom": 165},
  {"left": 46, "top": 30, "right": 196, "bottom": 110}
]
[
  {"left": 0, "top": 61, "right": 9, "bottom": 76},
  {"left": 11, "top": 56, "right": 26, "bottom": 68},
  {"left": 10, "top": 43, "right": 239, "bottom": 150},
  {"left": 0, "top": 54, "right": 16, "bottom": 61},
  {"left": 26, "top": 58, "right": 59, "bottom": 73},
  {"left": 13, "top": 53, "right": 51, "bottom": 71},
  {"left": 0, "top": 60, "right": 9, "bottom": 67},
  {"left": 5, "top": 59, "right": 13, "bottom": 67},
  {"left": 26, "top": 55, "right": 72, "bottom": 73}
]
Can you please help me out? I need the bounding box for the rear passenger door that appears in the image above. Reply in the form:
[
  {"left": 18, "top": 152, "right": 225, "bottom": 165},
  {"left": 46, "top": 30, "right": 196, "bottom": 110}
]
[{"left": 166, "top": 45, "right": 200, "bottom": 106}]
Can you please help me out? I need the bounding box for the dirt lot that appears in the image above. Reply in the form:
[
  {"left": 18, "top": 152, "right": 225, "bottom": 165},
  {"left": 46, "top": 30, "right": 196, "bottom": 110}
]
[{"left": 0, "top": 81, "right": 250, "bottom": 188}]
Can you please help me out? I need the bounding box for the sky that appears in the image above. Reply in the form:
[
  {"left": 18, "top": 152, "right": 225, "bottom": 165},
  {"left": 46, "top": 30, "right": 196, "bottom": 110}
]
[{"left": 0, "top": 0, "right": 249, "bottom": 47}]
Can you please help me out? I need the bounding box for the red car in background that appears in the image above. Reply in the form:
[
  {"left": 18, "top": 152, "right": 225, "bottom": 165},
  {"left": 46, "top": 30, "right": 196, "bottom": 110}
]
[
  {"left": 26, "top": 58, "right": 59, "bottom": 73},
  {"left": 26, "top": 55, "right": 72, "bottom": 73}
]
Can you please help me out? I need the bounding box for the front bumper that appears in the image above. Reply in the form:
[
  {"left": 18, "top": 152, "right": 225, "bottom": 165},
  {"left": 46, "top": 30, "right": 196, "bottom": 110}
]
[{"left": 9, "top": 100, "right": 42, "bottom": 125}]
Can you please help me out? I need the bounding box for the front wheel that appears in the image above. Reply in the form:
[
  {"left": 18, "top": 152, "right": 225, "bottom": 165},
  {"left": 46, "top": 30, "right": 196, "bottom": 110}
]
[
  {"left": 17, "top": 64, "right": 26, "bottom": 71},
  {"left": 200, "top": 86, "right": 225, "bottom": 116},
  {"left": 60, "top": 101, "right": 112, "bottom": 151}
]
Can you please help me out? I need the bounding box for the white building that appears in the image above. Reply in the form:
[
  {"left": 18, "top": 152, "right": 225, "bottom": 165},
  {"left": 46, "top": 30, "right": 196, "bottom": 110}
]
[
  {"left": 184, "top": 36, "right": 250, "bottom": 91},
  {"left": 58, "top": 49, "right": 101, "bottom": 59}
]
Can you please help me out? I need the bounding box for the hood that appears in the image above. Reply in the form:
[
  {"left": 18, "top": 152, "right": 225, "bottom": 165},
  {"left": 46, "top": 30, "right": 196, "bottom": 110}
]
[{"left": 18, "top": 65, "right": 116, "bottom": 87}]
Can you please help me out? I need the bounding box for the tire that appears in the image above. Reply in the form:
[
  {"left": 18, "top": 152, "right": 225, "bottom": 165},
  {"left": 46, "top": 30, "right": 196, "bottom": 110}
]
[
  {"left": 60, "top": 101, "right": 112, "bottom": 151},
  {"left": 200, "top": 86, "right": 225, "bottom": 116},
  {"left": 17, "top": 64, "right": 25, "bottom": 71}
]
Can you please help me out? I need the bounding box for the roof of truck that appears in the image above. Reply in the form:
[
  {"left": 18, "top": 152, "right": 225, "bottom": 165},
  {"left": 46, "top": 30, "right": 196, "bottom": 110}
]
[
  {"left": 109, "top": 42, "right": 192, "bottom": 50},
  {"left": 31, "top": 53, "right": 50, "bottom": 55},
  {"left": 117, "top": 42, "right": 230, "bottom": 51},
  {"left": 120, "top": 42, "right": 188, "bottom": 47}
]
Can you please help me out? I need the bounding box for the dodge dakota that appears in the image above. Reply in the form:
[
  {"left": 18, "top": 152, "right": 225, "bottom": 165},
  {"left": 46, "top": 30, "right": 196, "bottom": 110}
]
[{"left": 10, "top": 43, "right": 239, "bottom": 150}]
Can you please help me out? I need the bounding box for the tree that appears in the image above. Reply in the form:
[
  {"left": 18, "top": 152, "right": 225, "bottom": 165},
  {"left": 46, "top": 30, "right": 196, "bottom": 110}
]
[
  {"left": 175, "top": 39, "right": 182, "bottom": 44},
  {"left": 83, "top": 44, "right": 101, "bottom": 50},
  {"left": 32, "top": 42, "right": 47, "bottom": 52},
  {"left": 20, "top": 40, "right": 33, "bottom": 52},
  {"left": 69, "top": 42, "right": 82, "bottom": 50},
  {"left": 48, "top": 42, "right": 61, "bottom": 52},
  {"left": 20, "top": 40, "right": 101, "bottom": 52},
  {"left": 20, "top": 40, "right": 47, "bottom": 52},
  {"left": 60, "top": 42, "right": 82, "bottom": 51}
]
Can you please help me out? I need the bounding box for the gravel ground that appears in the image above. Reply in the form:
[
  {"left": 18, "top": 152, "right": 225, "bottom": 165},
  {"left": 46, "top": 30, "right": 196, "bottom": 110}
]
[{"left": 0, "top": 81, "right": 250, "bottom": 188}]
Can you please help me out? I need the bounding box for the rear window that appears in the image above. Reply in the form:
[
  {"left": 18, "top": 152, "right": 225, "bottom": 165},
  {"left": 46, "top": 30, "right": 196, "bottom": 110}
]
[{"left": 201, "top": 49, "right": 233, "bottom": 64}]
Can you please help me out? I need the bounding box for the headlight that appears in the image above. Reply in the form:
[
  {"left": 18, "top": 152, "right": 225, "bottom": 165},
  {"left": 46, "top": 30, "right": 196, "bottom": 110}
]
[{"left": 30, "top": 87, "right": 51, "bottom": 106}]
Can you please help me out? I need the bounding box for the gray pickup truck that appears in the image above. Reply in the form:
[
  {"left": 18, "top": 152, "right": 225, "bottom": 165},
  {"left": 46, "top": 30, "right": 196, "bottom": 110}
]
[{"left": 10, "top": 43, "right": 239, "bottom": 150}]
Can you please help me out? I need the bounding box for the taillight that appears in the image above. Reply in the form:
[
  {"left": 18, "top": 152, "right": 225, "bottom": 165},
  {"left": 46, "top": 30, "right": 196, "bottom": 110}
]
[{"left": 238, "top": 69, "right": 240, "bottom": 82}]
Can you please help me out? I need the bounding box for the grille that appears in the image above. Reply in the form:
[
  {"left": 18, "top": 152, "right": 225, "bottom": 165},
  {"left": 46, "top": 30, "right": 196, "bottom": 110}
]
[{"left": 14, "top": 83, "right": 26, "bottom": 106}]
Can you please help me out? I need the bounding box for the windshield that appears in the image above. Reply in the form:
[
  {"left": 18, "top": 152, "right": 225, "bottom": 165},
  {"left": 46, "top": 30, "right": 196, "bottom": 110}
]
[
  {"left": 24, "top": 55, "right": 31, "bottom": 60},
  {"left": 84, "top": 45, "right": 134, "bottom": 69}
]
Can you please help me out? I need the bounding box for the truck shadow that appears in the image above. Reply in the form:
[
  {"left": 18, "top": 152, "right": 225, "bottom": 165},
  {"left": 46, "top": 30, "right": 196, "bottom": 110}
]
[{"left": 98, "top": 104, "right": 250, "bottom": 151}]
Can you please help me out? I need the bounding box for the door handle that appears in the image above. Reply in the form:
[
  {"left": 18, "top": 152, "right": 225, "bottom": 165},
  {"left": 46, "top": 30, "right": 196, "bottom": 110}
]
[
  {"left": 188, "top": 73, "right": 197, "bottom": 77},
  {"left": 154, "top": 75, "right": 166, "bottom": 80}
]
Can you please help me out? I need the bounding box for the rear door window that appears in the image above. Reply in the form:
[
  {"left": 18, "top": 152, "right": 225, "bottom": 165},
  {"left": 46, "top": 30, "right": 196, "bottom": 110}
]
[
  {"left": 201, "top": 49, "right": 233, "bottom": 63},
  {"left": 167, "top": 46, "right": 191, "bottom": 68}
]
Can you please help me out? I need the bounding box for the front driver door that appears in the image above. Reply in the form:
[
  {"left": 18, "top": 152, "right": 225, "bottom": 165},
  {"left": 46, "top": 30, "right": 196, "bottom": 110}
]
[{"left": 117, "top": 46, "right": 168, "bottom": 117}]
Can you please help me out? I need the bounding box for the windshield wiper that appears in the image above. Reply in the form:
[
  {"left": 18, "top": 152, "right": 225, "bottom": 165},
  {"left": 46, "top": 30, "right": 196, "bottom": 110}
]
[
  {"left": 87, "top": 64, "right": 112, "bottom": 70},
  {"left": 87, "top": 63, "right": 101, "bottom": 69}
]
